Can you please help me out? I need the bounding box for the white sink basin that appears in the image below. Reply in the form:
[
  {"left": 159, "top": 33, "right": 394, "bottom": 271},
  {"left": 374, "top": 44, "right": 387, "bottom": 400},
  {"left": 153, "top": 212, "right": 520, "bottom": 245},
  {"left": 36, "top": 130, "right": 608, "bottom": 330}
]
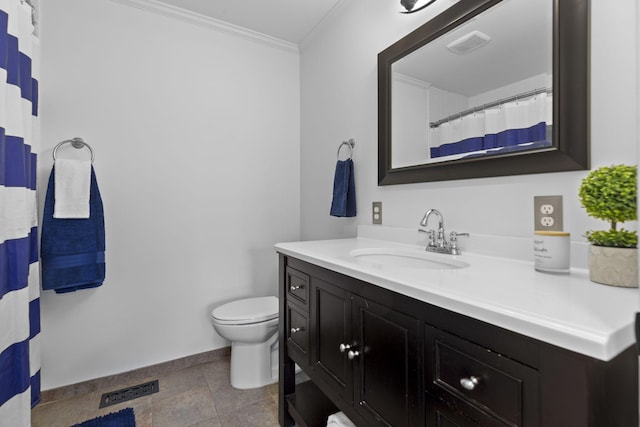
[{"left": 349, "top": 248, "right": 469, "bottom": 270}]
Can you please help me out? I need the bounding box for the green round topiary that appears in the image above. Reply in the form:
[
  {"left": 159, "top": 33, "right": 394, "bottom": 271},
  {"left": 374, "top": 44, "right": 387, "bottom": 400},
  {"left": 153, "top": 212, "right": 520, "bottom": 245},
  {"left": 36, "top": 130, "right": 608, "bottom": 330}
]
[{"left": 578, "top": 164, "right": 637, "bottom": 248}]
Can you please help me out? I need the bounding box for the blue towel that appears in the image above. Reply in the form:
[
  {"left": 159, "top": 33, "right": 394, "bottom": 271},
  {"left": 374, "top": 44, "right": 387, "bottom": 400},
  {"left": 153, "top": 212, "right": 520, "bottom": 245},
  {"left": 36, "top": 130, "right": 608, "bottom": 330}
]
[
  {"left": 330, "top": 158, "right": 356, "bottom": 217},
  {"left": 71, "top": 407, "right": 135, "bottom": 427},
  {"left": 41, "top": 166, "right": 105, "bottom": 293}
]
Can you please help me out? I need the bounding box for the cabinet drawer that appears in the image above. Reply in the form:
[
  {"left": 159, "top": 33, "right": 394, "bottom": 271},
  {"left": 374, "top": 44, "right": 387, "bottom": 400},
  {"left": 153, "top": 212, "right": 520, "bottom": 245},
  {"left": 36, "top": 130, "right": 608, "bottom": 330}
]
[
  {"left": 427, "top": 391, "right": 510, "bottom": 427},
  {"left": 286, "top": 267, "right": 309, "bottom": 310},
  {"left": 425, "top": 326, "right": 539, "bottom": 427},
  {"left": 287, "top": 303, "right": 309, "bottom": 366}
]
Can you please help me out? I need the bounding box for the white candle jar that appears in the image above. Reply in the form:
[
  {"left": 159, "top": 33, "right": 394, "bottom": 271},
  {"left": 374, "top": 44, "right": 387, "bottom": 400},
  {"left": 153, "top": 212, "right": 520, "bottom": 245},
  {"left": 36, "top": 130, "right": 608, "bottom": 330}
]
[{"left": 534, "top": 231, "right": 570, "bottom": 274}]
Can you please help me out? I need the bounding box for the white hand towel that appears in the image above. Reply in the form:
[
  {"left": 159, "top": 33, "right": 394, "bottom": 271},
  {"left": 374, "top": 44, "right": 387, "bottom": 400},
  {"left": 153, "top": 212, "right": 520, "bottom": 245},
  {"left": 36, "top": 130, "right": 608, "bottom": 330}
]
[
  {"left": 53, "top": 158, "right": 92, "bottom": 219},
  {"left": 326, "top": 411, "right": 356, "bottom": 427}
]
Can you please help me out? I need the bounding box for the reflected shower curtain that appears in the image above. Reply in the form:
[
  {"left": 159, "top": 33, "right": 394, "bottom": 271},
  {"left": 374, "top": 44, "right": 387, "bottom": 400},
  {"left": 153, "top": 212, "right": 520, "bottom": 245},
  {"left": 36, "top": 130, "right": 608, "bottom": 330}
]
[
  {"left": 430, "top": 92, "right": 552, "bottom": 158},
  {"left": 0, "top": 1, "right": 41, "bottom": 426}
]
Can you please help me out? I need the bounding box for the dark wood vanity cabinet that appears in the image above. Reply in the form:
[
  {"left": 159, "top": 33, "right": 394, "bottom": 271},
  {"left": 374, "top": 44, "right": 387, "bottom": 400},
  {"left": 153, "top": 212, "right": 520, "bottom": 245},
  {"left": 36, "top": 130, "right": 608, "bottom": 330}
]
[
  {"left": 309, "top": 279, "right": 353, "bottom": 406},
  {"left": 350, "top": 295, "right": 421, "bottom": 427},
  {"left": 424, "top": 325, "right": 539, "bottom": 427},
  {"left": 278, "top": 255, "right": 638, "bottom": 427},
  {"left": 310, "top": 279, "right": 422, "bottom": 427},
  {"left": 284, "top": 266, "right": 310, "bottom": 366}
]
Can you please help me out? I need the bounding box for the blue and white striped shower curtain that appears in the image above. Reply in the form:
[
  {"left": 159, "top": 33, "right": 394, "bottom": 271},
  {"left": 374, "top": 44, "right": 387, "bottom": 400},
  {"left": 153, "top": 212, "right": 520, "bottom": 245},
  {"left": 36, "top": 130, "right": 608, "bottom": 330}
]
[
  {"left": 0, "top": 1, "right": 41, "bottom": 426},
  {"left": 429, "top": 91, "right": 552, "bottom": 159}
]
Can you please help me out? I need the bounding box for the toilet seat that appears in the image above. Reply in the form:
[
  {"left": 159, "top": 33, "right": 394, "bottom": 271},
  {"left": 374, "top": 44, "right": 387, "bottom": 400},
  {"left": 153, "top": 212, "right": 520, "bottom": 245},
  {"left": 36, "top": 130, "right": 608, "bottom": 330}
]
[{"left": 211, "top": 296, "right": 278, "bottom": 325}]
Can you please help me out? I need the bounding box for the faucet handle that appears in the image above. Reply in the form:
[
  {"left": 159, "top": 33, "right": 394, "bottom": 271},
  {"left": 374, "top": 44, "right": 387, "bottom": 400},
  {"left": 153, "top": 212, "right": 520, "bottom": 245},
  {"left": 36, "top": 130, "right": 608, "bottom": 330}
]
[
  {"left": 450, "top": 231, "right": 469, "bottom": 255},
  {"left": 418, "top": 228, "right": 436, "bottom": 247},
  {"left": 450, "top": 231, "right": 470, "bottom": 239}
]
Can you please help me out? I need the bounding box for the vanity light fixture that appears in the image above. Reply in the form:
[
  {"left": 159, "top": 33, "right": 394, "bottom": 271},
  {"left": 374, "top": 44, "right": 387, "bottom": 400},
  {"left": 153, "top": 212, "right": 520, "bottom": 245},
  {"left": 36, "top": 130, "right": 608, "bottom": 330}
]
[{"left": 400, "top": 0, "right": 437, "bottom": 14}]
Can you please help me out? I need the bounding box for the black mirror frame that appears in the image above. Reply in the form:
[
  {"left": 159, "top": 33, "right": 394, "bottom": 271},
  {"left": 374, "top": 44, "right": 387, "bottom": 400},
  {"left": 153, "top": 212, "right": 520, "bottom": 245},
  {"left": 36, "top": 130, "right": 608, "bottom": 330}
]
[{"left": 378, "top": 0, "right": 589, "bottom": 185}]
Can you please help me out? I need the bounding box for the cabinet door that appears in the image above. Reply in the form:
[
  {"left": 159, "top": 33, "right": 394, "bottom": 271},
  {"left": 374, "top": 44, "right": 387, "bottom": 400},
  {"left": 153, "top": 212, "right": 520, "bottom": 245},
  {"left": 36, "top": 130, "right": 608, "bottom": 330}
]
[
  {"left": 426, "top": 395, "right": 481, "bottom": 427},
  {"left": 425, "top": 325, "right": 539, "bottom": 427},
  {"left": 352, "top": 296, "right": 422, "bottom": 427},
  {"left": 311, "top": 279, "right": 354, "bottom": 405}
]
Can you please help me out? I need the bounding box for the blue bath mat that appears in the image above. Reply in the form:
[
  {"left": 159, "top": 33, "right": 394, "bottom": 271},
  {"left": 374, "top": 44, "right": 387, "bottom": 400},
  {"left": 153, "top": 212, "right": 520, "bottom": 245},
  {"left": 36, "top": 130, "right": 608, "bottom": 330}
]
[{"left": 71, "top": 407, "right": 135, "bottom": 427}]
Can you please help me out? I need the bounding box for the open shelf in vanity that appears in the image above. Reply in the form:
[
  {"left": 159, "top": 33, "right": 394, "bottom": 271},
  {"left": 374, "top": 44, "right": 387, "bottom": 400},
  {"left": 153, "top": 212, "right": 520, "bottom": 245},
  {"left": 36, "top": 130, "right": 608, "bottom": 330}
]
[
  {"left": 276, "top": 236, "right": 639, "bottom": 427},
  {"left": 285, "top": 380, "right": 337, "bottom": 427}
]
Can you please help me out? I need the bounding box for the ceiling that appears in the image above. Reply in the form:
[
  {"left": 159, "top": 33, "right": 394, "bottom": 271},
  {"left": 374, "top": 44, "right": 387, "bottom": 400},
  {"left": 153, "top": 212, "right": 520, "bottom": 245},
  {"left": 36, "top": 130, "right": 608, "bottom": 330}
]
[
  {"left": 151, "top": 0, "right": 551, "bottom": 96},
  {"left": 152, "top": 0, "right": 344, "bottom": 44}
]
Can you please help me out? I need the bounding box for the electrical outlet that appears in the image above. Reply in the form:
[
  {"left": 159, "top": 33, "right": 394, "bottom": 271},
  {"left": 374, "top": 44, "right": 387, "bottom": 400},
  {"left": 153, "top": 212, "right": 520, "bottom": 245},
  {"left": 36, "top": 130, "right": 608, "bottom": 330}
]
[
  {"left": 534, "top": 195, "right": 563, "bottom": 231},
  {"left": 540, "top": 204, "right": 554, "bottom": 215},
  {"left": 372, "top": 202, "right": 382, "bottom": 225},
  {"left": 540, "top": 216, "right": 554, "bottom": 227}
]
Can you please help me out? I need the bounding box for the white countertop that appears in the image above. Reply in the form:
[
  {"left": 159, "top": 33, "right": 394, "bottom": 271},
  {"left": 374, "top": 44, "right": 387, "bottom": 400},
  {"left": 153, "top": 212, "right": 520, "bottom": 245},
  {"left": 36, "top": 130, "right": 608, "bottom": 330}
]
[{"left": 275, "top": 230, "right": 639, "bottom": 361}]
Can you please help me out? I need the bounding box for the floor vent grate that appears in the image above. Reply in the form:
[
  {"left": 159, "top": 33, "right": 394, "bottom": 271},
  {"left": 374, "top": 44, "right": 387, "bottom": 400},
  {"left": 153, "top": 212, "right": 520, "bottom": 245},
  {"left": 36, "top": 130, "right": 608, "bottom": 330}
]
[{"left": 99, "top": 380, "right": 159, "bottom": 408}]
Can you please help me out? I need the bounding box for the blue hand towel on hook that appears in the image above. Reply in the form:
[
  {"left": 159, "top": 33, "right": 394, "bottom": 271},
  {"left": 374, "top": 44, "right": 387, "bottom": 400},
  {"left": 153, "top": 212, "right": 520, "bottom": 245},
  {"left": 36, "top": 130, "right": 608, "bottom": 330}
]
[
  {"left": 41, "top": 165, "right": 106, "bottom": 293},
  {"left": 330, "top": 158, "right": 356, "bottom": 217}
]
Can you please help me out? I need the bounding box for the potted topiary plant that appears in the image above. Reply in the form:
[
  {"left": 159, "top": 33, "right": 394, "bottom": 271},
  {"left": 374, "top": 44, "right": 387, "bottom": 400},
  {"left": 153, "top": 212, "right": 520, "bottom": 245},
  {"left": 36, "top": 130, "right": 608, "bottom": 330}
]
[{"left": 578, "top": 164, "right": 638, "bottom": 287}]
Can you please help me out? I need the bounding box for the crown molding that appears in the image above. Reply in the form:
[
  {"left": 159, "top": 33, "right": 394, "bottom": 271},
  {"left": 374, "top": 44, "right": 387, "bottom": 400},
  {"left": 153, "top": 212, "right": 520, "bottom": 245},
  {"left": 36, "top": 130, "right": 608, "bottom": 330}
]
[
  {"left": 393, "top": 72, "right": 432, "bottom": 90},
  {"left": 108, "top": 0, "right": 299, "bottom": 52},
  {"left": 299, "top": 0, "right": 352, "bottom": 50}
]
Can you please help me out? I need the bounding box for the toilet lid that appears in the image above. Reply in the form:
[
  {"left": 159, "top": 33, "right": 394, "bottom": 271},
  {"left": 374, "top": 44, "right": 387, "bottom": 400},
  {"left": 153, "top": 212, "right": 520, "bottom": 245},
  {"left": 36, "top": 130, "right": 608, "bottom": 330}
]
[{"left": 211, "top": 296, "right": 278, "bottom": 325}]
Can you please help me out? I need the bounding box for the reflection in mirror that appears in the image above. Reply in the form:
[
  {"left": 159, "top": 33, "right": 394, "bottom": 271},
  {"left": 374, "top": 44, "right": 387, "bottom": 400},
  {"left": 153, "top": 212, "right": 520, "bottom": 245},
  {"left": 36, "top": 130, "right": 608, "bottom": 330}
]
[
  {"left": 391, "top": 0, "right": 552, "bottom": 168},
  {"left": 378, "top": 0, "right": 589, "bottom": 185}
]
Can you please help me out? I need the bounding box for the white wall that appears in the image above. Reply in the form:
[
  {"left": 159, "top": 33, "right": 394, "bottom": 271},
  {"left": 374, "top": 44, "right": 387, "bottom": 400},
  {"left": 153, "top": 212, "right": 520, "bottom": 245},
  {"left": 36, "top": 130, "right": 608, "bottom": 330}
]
[
  {"left": 38, "top": 0, "right": 300, "bottom": 389},
  {"left": 300, "top": 0, "right": 638, "bottom": 244},
  {"left": 469, "top": 73, "right": 552, "bottom": 107},
  {"left": 391, "top": 74, "right": 431, "bottom": 168}
]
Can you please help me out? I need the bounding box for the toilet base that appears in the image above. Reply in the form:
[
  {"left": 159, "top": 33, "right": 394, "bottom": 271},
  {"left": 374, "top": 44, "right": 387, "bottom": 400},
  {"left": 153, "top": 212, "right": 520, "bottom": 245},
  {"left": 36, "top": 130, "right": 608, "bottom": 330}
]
[{"left": 229, "top": 332, "right": 278, "bottom": 389}]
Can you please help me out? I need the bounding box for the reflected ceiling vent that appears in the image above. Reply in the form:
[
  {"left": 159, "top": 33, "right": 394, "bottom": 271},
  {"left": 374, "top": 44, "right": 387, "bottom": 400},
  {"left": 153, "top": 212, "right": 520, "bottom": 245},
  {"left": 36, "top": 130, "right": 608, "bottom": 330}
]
[{"left": 446, "top": 30, "right": 491, "bottom": 54}]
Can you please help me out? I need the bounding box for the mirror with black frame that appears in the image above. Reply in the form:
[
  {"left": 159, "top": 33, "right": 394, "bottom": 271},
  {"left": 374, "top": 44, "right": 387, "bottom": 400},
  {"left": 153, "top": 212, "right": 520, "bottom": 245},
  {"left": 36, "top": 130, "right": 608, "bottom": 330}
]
[{"left": 378, "top": 0, "right": 589, "bottom": 185}]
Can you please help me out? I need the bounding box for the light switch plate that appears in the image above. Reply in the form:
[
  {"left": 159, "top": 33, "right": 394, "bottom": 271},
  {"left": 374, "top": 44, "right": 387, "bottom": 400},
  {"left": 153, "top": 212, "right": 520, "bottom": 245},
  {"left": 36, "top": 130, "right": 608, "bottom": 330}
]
[{"left": 534, "top": 195, "right": 563, "bottom": 231}]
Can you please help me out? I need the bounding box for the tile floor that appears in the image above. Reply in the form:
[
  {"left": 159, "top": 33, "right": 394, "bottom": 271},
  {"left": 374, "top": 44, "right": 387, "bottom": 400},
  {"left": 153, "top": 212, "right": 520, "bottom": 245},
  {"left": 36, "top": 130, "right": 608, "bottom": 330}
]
[{"left": 31, "top": 348, "right": 280, "bottom": 427}]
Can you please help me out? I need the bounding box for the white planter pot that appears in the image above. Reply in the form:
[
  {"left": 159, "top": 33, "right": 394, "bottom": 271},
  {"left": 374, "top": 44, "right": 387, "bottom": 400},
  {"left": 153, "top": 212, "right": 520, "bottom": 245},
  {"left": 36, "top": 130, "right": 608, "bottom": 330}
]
[{"left": 588, "top": 246, "right": 638, "bottom": 288}]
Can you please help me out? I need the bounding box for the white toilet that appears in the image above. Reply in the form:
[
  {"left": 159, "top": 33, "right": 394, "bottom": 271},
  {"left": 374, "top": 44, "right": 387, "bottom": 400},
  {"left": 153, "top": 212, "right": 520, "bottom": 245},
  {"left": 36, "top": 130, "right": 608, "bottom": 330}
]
[{"left": 210, "top": 296, "right": 279, "bottom": 389}]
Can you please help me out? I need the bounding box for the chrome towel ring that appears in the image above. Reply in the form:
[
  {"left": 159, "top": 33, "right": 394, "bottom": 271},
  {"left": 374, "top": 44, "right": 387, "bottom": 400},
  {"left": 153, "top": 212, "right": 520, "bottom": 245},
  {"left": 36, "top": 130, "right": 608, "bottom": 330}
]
[
  {"left": 52, "top": 137, "right": 95, "bottom": 163},
  {"left": 337, "top": 138, "right": 355, "bottom": 160}
]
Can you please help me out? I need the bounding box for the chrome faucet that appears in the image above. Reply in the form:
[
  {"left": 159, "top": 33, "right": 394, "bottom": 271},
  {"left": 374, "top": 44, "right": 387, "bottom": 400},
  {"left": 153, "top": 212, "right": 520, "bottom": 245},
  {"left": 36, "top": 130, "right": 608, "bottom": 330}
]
[
  {"left": 419, "top": 209, "right": 469, "bottom": 255},
  {"left": 420, "top": 209, "right": 446, "bottom": 250}
]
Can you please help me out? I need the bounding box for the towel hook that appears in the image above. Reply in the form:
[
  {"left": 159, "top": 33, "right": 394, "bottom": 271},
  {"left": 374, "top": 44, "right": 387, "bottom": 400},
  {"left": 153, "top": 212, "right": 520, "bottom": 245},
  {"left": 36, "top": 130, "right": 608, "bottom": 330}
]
[
  {"left": 53, "top": 137, "right": 95, "bottom": 163},
  {"left": 337, "top": 139, "right": 355, "bottom": 160}
]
